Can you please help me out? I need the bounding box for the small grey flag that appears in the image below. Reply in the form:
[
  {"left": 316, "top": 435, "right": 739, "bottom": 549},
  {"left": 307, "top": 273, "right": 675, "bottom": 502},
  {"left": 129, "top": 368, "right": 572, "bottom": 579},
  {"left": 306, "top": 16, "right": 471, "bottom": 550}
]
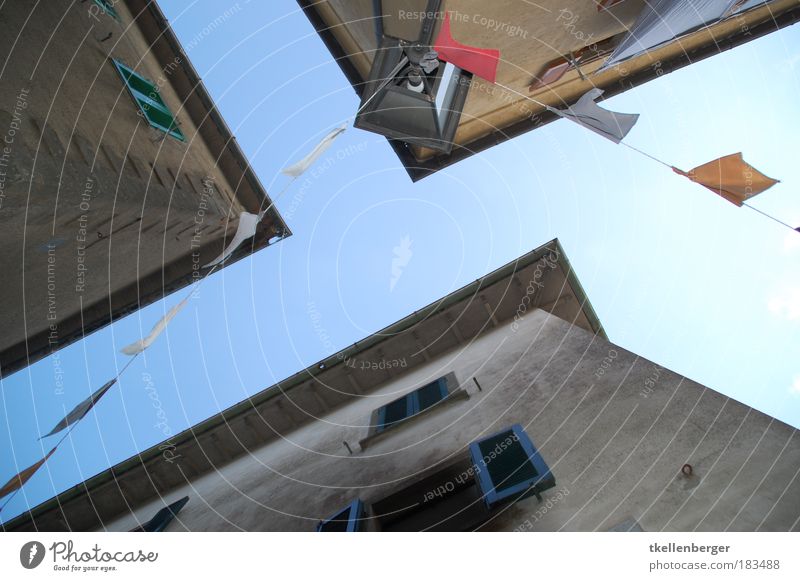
[
  {"left": 547, "top": 88, "right": 639, "bottom": 144},
  {"left": 40, "top": 379, "right": 116, "bottom": 438}
]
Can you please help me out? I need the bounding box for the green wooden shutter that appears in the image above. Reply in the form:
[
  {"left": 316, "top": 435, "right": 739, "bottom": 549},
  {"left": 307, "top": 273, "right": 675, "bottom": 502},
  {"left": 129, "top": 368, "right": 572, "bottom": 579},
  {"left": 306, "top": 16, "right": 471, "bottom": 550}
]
[{"left": 112, "top": 59, "right": 185, "bottom": 141}]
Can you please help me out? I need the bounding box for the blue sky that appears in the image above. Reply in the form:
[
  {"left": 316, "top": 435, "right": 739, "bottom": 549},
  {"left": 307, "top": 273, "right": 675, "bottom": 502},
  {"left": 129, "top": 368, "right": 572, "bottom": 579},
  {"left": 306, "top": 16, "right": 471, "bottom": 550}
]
[{"left": 1, "top": 1, "right": 799, "bottom": 524}]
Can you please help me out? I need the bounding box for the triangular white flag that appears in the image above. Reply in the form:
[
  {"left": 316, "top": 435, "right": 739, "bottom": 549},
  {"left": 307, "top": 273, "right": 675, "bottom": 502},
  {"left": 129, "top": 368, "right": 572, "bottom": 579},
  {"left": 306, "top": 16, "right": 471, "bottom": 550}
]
[
  {"left": 547, "top": 88, "right": 639, "bottom": 144},
  {"left": 281, "top": 125, "right": 347, "bottom": 177},
  {"left": 121, "top": 299, "right": 188, "bottom": 355},
  {"left": 203, "top": 212, "right": 260, "bottom": 268}
]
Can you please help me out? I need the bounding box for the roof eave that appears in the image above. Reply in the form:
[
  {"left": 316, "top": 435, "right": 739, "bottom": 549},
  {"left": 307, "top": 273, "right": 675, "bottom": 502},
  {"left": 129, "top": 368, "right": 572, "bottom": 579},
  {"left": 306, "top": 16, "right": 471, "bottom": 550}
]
[
  {"left": 297, "top": 0, "right": 800, "bottom": 181},
  {"left": 2, "top": 238, "right": 604, "bottom": 531},
  {"left": 128, "top": 0, "right": 292, "bottom": 235}
]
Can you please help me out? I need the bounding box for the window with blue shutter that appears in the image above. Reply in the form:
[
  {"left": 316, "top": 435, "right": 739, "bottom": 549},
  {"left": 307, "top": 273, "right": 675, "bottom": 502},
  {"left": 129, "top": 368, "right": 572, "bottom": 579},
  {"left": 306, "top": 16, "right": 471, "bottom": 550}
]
[
  {"left": 317, "top": 499, "right": 365, "bottom": 532},
  {"left": 469, "top": 425, "right": 554, "bottom": 510},
  {"left": 112, "top": 59, "right": 185, "bottom": 141},
  {"left": 93, "top": 0, "right": 120, "bottom": 20},
  {"left": 132, "top": 496, "right": 189, "bottom": 532},
  {"left": 416, "top": 378, "right": 448, "bottom": 412},
  {"left": 377, "top": 395, "right": 414, "bottom": 432},
  {"left": 375, "top": 377, "right": 448, "bottom": 433}
]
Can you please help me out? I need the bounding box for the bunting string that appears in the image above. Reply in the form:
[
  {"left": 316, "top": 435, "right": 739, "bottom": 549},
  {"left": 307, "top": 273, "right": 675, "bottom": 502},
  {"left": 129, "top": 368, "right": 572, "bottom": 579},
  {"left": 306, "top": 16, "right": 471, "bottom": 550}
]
[
  {"left": 4, "top": 43, "right": 797, "bottom": 516},
  {"left": 0, "top": 128, "right": 333, "bottom": 509},
  {"left": 0, "top": 417, "right": 78, "bottom": 512},
  {"left": 257, "top": 176, "right": 298, "bottom": 220},
  {"left": 496, "top": 82, "right": 796, "bottom": 235},
  {"left": 742, "top": 203, "right": 799, "bottom": 233},
  {"left": 0, "top": 354, "right": 140, "bottom": 512},
  {"left": 619, "top": 142, "right": 674, "bottom": 170}
]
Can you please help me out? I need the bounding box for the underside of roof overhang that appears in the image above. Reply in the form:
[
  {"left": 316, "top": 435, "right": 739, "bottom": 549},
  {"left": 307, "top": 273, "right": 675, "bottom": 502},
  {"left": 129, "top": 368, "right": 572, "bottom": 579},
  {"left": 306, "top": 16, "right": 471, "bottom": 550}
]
[{"left": 299, "top": 0, "right": 800, "bottom": 180}]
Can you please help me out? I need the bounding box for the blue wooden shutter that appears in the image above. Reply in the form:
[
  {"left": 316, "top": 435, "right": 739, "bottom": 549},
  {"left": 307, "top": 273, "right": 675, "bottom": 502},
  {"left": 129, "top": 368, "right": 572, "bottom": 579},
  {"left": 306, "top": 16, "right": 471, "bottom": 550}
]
[
  {"left": 469, "top": 425, "right": 555, "bottom": 509},
  {"left": 414, "top": 377, "right": 448, "bottom": 413},
  {"left": 317, "top": 499, "right": 365, "bottom": 532},
  {"left": 376, "top": 377, "right": 450, "bottom": 433},
  {"left": 376, "top": 394, "right": 413, "bottom": 433}
]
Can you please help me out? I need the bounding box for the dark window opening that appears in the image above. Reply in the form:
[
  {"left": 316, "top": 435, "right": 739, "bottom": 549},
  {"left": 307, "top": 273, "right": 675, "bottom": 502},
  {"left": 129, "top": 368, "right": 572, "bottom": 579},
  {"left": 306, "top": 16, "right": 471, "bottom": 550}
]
[
  {"left": 371, "top": 458, "right": 490, "bottom": 532},
  {"left": 477, "top": 431, "right": 540, "bottom": 494},
  {"left": 470, "top": 425, "right": 555, "bottom": 510},
  {"left": 328, "top": 427, "right": 556, "bottom": 531}
]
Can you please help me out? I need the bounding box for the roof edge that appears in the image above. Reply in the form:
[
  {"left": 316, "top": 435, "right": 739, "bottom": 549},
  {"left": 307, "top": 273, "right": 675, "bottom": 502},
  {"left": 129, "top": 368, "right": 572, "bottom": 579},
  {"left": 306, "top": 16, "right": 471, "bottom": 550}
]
[
  {"left": 130, "top": 0, "right": 292, "bottom": 235},
  {"left": 297, "top": 0, "right": 800, "bottom": 181},
  {"left": 2, "top": 238, "right": 604, "bottom": 530}
]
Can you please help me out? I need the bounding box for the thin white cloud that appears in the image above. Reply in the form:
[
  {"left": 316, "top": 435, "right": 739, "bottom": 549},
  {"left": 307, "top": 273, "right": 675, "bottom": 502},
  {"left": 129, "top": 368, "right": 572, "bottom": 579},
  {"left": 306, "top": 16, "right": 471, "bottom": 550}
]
[
  {"left": 790, "top": 375, "right": 800, "bottom": 396},
  {"left": 768, "top": 286, "right": 800, "bottom": 321},
  {"left": 776, "top": 51, "right": 800, "bottom": 73},
  {"left": 784, "top": 231, "right": 800, "bottom": 254}
]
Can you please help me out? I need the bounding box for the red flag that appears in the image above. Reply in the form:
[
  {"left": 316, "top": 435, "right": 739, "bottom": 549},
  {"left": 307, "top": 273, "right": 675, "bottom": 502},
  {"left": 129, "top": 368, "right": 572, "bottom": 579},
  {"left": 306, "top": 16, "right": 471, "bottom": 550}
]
[
  {"left": 0, "top": 448, "right": 57, "bottom": 501},
  {"left": 673, "top": 153, "right": 779, "bottom": 206},
  {"left": 433, "top": 12, "right": 500, "bottom": 83}
]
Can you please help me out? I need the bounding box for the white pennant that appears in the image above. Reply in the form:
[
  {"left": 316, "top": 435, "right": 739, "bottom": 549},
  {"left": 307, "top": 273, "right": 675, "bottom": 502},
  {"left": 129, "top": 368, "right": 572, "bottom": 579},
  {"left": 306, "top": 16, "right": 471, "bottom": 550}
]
[
  {"left": 121, "top": 299, "right": 188, "bottom": 355},
  {"left": 281, "top": 125, "right": 347, "bottom": 177},
  {"left": 203, "top": 212, "right": 261, "bottom": 268},
  {"left": 547, "top": 88, "right": 639, "bottom": 144}
]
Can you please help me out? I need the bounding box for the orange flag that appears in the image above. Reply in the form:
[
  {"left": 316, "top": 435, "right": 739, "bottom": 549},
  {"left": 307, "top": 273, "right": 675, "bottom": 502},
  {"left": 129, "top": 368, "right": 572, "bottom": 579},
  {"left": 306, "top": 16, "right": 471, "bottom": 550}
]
[
  {"left": 672, "top": 153, "right": 779, "bottom": 206},
  {"left": 0, "top": 448, "right": 57, "bottom": 501}
]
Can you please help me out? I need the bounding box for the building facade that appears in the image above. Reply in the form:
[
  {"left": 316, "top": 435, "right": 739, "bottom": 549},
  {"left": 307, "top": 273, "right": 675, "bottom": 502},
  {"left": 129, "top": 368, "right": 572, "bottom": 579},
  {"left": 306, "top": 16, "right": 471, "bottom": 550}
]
[
  {"left": 298, "top": 0, "right": 800, "bottom": 180},
  {"left": 0, "top": 1, "right": 289, "bottom": 377},
  {"left": 5, "top": 240, "right": 799, "bottom": 532}
]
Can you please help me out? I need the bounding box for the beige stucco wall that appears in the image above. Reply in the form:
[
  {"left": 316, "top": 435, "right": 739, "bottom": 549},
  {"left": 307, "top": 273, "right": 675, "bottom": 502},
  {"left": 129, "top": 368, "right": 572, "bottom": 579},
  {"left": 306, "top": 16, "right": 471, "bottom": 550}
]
[
  {"left": 100, "top": 308, "right": 800, "bottom": 531},
  {"left": 0, "top": 1, "right": 245, "bottom": 372}
]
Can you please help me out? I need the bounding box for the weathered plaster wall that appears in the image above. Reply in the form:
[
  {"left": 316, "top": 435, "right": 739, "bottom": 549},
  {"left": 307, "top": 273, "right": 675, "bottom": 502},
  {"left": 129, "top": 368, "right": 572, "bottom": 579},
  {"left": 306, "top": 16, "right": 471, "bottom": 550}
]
[
  {"left": 0, "top": 1, "right": 249, "bottom": 373},
  {"left": 101, "top": 309, "right": 800, "bottom": 531}
]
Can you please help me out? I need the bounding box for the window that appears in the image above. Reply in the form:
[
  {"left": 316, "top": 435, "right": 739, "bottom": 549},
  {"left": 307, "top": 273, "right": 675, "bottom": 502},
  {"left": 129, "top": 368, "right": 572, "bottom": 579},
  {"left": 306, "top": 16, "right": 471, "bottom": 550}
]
[
  {"left": 112, "top": 59, "right": 185, "bottom": 141},
  {"left": 469, "top": 425, "right": 555, "bottom": 510},
  {"left": 371, "top": 457, "right": 490, "bottom": 532},
  {"left": 317, "top": 499, "right": 365, "bottom": 532},
  {"left": 375, "top": 377, "right": 448, "bottom": 433},
  {"left": 93, "top": 0, "right": 120, "bottom": 21},
  {"left": 131, "top": 496, "right": 189, "bottom": 532}
]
